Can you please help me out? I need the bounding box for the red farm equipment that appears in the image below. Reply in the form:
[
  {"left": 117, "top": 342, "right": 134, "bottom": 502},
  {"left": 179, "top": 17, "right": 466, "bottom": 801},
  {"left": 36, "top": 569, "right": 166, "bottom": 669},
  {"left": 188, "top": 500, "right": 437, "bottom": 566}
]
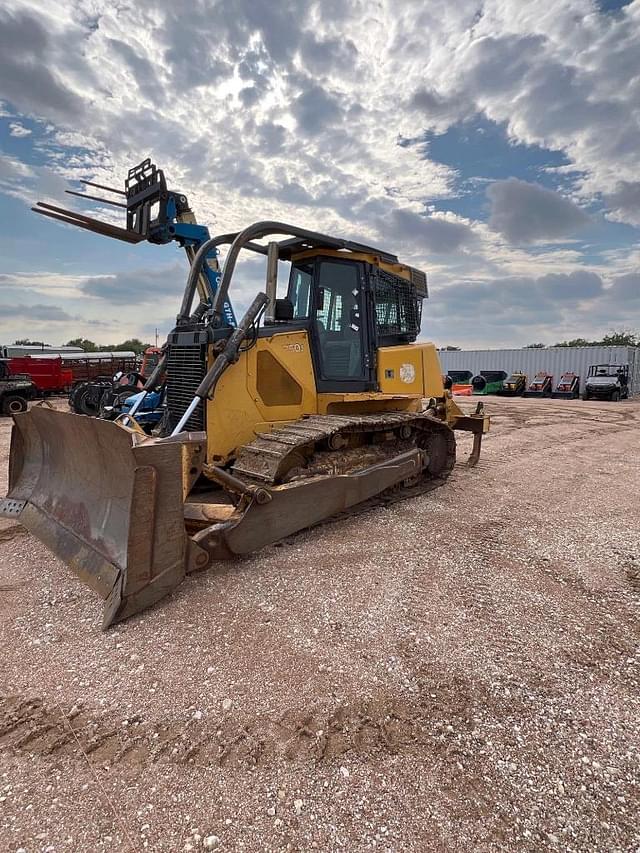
[
  {"left": 63, "top": 351, "right": 138, "bottom": 385},
  {"left": 6, "top": 356, "right": 73, "bottom": 395},
  {"left": 552, "top": 372, "right": 580, "bottom": 399},
  {"left": 523, "top": 372, "right": 553, "bottom": 398}
]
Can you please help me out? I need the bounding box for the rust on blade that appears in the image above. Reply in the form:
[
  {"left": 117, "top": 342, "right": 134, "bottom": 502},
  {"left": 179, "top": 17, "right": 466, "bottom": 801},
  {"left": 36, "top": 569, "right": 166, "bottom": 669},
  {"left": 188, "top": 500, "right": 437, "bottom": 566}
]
[{"left": 125, "top": 465, "right": 157, "bottom": 591}]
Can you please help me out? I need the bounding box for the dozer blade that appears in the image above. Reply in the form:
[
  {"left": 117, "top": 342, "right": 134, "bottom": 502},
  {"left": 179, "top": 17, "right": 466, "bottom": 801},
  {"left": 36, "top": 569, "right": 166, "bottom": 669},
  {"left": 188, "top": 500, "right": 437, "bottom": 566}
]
[{"left": 0, "top": 408, "right": 205, "bottom": 629}]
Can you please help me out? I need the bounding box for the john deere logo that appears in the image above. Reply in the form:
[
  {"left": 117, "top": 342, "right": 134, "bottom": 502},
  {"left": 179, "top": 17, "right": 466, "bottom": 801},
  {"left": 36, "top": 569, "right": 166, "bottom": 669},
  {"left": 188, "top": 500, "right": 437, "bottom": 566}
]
[{"left": 400, "top": 363, "right": 416, "bottom": 383}]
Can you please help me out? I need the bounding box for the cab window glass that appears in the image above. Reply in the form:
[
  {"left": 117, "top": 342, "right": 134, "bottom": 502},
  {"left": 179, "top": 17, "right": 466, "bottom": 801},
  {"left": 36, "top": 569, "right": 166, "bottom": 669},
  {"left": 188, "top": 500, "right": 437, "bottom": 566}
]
[
  {"left": 316, "top": 262, "right": 358, "bottom": 333},
  {"left": 314, "top": 261, "right": 364, "bottom": 380},
  {"left": 289, "top": 263, "right": 313, "bottom": 318}
]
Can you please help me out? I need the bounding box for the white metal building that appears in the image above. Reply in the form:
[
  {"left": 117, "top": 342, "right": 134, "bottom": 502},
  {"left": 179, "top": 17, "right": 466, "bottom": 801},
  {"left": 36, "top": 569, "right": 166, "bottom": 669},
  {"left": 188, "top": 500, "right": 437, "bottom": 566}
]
[
  {"left": 438, "top": 346, "right": 639, "bottom": 396},
  {"left": 58, "top": 351, "right": 137, "bottom": 361},
  {"left": 0, "top": 344, "right": 84, "bottom": 358}
]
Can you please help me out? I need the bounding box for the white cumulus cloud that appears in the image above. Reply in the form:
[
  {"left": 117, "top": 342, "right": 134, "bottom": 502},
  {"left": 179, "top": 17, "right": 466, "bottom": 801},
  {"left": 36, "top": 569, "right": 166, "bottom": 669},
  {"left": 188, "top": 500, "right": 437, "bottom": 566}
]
[{"left": 0, "top": 0, "right": 638, "bottom": 346}]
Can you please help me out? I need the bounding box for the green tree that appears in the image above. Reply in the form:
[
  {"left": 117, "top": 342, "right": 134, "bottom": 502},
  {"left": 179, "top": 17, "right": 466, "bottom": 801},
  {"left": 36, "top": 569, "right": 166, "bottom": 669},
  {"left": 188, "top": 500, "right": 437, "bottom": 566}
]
[
  {"left": 600, "top": 330, "right": 638, "bottom": 347},
  {"left": 110, "top": 338, "right": 151, "bottom": 355},
  {"left": 554, "top": 338, "right": 593, "bottom": 347},
  {"left": 64, "top": 338, "right": 151, "bottom": 354},
  {"left": 65, "top": 338, "right": 98, "bottom": 352},
  {"left": 524, "top": 343, "right": 545, "bottom": 348},
  {"left": 555, "top": 329, "right": 639, "bottom": 347}
]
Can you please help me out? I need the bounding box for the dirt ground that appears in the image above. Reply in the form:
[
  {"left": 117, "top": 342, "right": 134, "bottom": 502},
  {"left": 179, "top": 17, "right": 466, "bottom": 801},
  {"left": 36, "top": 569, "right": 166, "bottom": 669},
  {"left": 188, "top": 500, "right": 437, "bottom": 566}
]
[{"left": 0, "top": 396, "right": 639, "bottom": 853}]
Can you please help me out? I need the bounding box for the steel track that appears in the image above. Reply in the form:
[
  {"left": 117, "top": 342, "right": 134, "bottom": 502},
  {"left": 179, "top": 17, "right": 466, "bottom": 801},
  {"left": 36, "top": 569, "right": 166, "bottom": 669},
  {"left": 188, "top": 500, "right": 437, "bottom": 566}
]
[{"left": 230, "top": 412, "right": 457, "bottom": 541}]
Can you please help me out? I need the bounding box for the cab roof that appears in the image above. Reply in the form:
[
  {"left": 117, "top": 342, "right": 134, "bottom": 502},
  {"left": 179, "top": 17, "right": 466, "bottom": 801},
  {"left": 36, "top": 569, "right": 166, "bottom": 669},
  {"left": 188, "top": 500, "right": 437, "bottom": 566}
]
[{"left": 276, "top": 235, "right": 399, "bottom": 264}]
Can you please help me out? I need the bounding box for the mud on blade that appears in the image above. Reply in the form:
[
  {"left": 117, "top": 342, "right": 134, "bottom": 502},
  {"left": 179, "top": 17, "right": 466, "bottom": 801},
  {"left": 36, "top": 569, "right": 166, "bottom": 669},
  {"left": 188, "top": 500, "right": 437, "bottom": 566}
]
[{"left": 0, "top": 408, "right": 205, "bottom": 628}]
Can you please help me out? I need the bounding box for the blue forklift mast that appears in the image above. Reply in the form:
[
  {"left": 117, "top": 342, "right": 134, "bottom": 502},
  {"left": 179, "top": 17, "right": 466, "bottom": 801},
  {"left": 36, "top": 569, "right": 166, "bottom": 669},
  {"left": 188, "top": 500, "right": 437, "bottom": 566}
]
[{"left": 31, "top": 158, "right": 236, "bottom": 328}]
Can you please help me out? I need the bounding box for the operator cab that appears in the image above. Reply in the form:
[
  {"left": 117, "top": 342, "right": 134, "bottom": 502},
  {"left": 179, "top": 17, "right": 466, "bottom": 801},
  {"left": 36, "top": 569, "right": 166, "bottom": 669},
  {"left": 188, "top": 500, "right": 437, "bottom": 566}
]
[
  {"left": 286, "top": 256, "right": 367, "bottom": 388},
  {"left": 276, "top": 250, "right": 426, "bottom": 392}
]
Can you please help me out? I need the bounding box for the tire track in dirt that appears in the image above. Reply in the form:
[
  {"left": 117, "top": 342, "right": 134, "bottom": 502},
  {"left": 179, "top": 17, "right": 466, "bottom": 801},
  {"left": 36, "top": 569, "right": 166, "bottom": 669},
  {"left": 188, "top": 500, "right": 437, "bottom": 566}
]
[
  {"left": 473, "top": 417, "right": 639, "bottom": 474},
  {"left": 0, "top": 524, "right": 27, "bottom": 543},
  {"left": 0, "top": 687, "right": 498, "bottom": 774},
  {"left": 486, "top": 402, "right": 637, "bottom": 428}
]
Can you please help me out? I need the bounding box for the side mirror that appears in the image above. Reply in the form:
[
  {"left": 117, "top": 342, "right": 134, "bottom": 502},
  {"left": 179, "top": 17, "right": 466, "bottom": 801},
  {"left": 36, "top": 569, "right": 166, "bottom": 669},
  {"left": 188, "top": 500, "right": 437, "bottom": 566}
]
[{"left": 274, "top": 298, "right": 294, "bottom": 321}]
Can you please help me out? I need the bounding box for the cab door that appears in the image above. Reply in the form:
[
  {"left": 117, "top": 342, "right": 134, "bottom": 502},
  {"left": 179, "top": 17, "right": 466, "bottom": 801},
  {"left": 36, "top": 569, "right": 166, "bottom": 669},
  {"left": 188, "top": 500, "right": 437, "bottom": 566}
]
[{"left": 310, "top": 258, "right": 375, "bottom": 392}]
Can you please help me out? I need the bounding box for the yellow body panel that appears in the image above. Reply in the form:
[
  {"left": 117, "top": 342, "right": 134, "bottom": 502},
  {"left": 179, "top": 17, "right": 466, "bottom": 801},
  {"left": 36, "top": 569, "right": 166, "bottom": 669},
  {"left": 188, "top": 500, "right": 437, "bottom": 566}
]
[
  {"left": 421, "top": 345, "right": 446, "bottom": 398},
  {"left": 377, "top": 345, "right": 424, "bottom": 396},
  {"left": 291, "top": 248, "right": 414, "bottom": 282},
  {"left": 377, "top": 342, "right": 445, "bottom": 399},
  {"left": 206, "top": 330, "right": 316, "bottom": 463},
  {"left": 206, "top": 333, "right": 451, "bottom": 463},
  {"left": 318, "top": 393, "right": 421, "bottom": 415}
]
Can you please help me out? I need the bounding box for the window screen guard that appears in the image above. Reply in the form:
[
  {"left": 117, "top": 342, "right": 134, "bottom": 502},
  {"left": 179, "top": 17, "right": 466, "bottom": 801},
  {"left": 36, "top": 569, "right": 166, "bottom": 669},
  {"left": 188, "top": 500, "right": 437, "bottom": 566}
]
[{"left": 372, "top": 269, "right": 422, "bottom": 342}]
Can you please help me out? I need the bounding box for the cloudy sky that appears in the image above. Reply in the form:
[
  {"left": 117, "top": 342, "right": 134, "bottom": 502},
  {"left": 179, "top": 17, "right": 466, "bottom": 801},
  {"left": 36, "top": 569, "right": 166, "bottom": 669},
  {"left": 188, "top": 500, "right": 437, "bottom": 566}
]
[{"left": 0, "top": 0, "right": 639, "bottom": 349}]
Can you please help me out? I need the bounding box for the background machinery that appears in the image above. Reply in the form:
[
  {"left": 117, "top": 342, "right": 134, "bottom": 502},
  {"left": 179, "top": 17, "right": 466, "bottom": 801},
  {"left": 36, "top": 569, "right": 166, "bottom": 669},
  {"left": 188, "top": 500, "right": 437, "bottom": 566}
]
[
  {"left": 99, "top": 347, "right": 165, "bottom": 429},
  {"left": 444, "top": 370, "right": 473, "bottom": 395},
  {"left": 0, "top": 360, "right": 36, "bottom": 416},
  {"left": 471, "top": 370, "right": 507, "bottom": 395},
  {"left": 583, "top": 364, "right": 629, "bottom": 401},
  {"left": 2, "top": 356, "right": 72, "bottom": 396},
  {"left": 552, "top": 372, "right": 580, "bottom": 399},
  {"left": 0, "top": 160, "right": 489, "bottom": 628},
  {"left": 69, "top": 353, "right": 138, "bottom": 416},
  {"left": 69, "top": 346, "right": 164, "bottom": 423},
  {"left": 498, "top": 372, "right": 527, "bottom": 396},
  {"left": 523, "top": 372, "right": 553, "bottom": 398}
]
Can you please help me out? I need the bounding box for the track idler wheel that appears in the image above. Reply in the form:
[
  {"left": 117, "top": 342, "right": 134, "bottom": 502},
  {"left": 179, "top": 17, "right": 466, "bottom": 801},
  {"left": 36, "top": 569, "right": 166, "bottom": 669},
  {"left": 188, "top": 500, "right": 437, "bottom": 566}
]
[
  {"left": 327, "top": 432, "right": 348, "bottom": 450},
  {"left": 418, "top": 425, "right": 455, "bottom": 478},
  {"left": 424, "top": 431, "right": 450, "bottom": 475}
]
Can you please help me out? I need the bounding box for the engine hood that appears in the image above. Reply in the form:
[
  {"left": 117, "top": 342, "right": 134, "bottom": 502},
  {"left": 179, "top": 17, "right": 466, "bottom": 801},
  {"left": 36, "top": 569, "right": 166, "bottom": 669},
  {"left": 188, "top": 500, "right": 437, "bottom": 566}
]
[{"left": 586, "top": 376, "right": 618, "bottom": 388}]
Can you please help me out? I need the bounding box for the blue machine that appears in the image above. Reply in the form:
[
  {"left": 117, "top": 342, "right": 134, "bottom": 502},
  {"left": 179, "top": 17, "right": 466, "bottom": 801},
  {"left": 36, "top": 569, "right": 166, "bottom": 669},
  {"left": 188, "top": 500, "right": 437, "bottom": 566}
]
[
  {"left": 143, "top": 194, "right": 236, "bottom": 328},
  {"left": 33, "top": 158, "right": 236, "bottom": 327},
  {"left": 121, "top": 390, "right": 164, "bottom": 427},
  {"left": 32, "top": 159, "right": 237, "bottom": 429}
]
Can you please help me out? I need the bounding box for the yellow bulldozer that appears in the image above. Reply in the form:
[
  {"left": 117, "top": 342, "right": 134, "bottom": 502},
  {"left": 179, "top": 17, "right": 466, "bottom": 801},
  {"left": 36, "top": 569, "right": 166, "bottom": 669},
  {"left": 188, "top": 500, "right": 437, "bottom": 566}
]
[{"left": 0, "top": 161, "right": 489, "bottom": 628}]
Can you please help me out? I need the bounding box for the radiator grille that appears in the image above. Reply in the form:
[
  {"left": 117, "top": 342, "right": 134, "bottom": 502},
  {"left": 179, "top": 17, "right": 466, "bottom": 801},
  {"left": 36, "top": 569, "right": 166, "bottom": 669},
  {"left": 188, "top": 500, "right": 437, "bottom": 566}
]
[{"left": 166, "top": 344, "right": 207, "bottom": 431}]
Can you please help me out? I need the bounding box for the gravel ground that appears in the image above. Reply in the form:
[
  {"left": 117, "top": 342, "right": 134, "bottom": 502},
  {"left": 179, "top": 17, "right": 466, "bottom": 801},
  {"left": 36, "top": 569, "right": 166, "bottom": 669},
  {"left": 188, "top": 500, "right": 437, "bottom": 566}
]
[{"left": 0, "top": 396, "right": 639, "bottom": 852}]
